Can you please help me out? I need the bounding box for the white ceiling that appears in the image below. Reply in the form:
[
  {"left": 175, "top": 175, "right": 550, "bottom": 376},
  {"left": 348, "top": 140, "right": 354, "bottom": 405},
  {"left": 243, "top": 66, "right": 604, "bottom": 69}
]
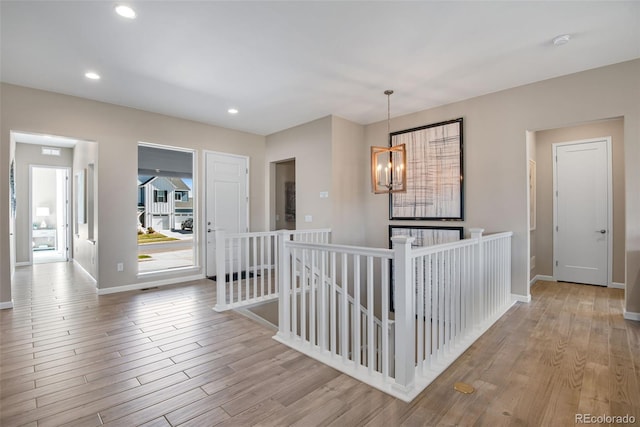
[{"left": 1, "top": 1, "right": 639, "bottom": 136}]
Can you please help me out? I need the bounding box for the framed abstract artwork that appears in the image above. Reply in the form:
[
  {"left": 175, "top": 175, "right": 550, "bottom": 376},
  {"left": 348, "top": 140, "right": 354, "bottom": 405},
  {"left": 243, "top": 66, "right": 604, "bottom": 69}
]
[{"left": 389, "top": 118, "right": 464, "bottom": 220}]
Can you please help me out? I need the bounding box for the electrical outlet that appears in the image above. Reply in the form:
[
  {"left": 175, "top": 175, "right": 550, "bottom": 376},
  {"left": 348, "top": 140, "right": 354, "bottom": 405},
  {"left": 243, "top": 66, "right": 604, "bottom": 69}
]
[
  {"left": 117, "top": 262, "right": 124, "bottom": 272},
  {"left": 305, "top": 215, "right": 312, "bottom": 223},
  {"left": 319, "top": 191, "right": 329, "bottom": 198}
]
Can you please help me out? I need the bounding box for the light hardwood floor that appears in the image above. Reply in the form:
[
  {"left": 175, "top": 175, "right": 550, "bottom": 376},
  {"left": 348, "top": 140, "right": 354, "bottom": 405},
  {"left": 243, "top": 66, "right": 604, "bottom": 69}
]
[{"left": 1, "top": 262, "right": 638, "bottom": 426}]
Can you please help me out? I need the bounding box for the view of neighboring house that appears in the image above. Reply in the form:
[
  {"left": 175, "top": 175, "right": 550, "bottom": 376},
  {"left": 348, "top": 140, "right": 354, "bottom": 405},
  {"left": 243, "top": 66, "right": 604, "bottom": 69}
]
[{"left": 137, "top": 176, "right": 192, "bottom": 231}]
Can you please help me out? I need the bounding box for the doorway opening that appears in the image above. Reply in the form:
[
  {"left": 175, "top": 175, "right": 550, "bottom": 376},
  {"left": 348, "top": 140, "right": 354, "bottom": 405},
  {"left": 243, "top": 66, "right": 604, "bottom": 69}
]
[
  {"left": 528, "top": 117, "right": 625, "bottom": 291},
  {"left": 31, "top": 166, "right": 70, "bottom": 264},
  {"left": 274, "top": 159, "right": 296, "bottom": 231}
]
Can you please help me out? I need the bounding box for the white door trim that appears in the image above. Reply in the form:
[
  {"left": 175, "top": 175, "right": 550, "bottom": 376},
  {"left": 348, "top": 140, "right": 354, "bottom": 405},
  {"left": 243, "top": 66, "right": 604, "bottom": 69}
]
[
  {"left": 203, "top": 150, "right": 250, "bottom": 277},
  {"left": 552, "top": 137, "right": 613, "bottom": 286}
]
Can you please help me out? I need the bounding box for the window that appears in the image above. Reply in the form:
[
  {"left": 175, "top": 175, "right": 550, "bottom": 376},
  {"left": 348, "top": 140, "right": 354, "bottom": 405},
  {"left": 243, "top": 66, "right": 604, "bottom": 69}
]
[
  {"left": 138, "top": 143, "right": 195, "bottom": 274},
  {"left": 42, "top": 146, "right": 61, "bottom": 156},
  {"left": 138, "top": 188, "right": 145, "bottom": 207},
  {"left": 154, "top": 190, "right": 168, "bottom": 203}
]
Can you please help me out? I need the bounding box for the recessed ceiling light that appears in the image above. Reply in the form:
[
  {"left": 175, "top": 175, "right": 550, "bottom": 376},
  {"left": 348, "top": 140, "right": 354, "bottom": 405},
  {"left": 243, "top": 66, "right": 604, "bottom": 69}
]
[
  {"left": 228, "top": 108, "right": 239, "bottom": 115},
  {"left": 552, "top": 34, "right": 571, "bottom": 46},
  {"left": 115, "top": 4, "right": 136, "bottom": 19},
  {"left": 85, "top": 71, "right": 101, "bottom": 80}
]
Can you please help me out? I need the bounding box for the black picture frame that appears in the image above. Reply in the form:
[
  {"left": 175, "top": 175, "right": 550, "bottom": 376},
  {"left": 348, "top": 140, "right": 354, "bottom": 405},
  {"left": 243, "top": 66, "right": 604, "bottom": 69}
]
[
  {"left": 389, "top": 118, "right": 464, "bottom": 221},
  {"left": 388, "top": 225, "right": 464, "bottom": 311}
]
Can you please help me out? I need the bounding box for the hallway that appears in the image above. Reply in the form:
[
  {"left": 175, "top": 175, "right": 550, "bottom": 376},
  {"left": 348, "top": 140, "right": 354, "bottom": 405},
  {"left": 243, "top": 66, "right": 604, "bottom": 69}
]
[{"left": 1, "top": 263, "right": 638, "bottom": 426}]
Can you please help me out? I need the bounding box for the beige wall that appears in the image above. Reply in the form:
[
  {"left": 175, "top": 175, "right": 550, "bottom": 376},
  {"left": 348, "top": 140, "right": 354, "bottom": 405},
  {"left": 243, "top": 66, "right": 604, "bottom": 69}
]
[
  {"left": 1, "top": 83, "right": 265, "bottom": 300},
  {"left": 363, "top": 59, "right": 640, "bottom": 312},
  {"left": 2, "top": 59, "right": 639, "bottom": 316},
  {"left": 331, "top": 116, "right": 367, "bottom": 246},
  {"left": 265, "top": 115, "right": 367, "bottom": 245},
  {"left": 534, "top": 119, "right": 625, "bottom": 284},
  {"left": 266, "top": 116, "right": 333, "bottom": 231}
]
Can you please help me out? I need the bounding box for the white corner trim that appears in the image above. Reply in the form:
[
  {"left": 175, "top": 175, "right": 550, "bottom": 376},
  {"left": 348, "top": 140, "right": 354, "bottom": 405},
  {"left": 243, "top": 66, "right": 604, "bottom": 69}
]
[
  {"left": 0, "top": 300, "right": 14, "bottom": 310},
  {"left": 512, "top": 294, "right": 531, "bottom": 303},
  {"left": 235, "top": 308, "right": 278, "bottom": 331},
  {"left": 609, "top": 282, "right": 625, "bottom": 289},
  {"left": 72, "top": 259, "right": 97, "bottom": 284},
  {"left": 623, "top": 311, "right": 640, "bottom": 321},
  {"left": 530, "top": 275, "right": 555, "bottom": 285},
  {"left": 97, "top": 274, "right": 205, "bottom": 295}
]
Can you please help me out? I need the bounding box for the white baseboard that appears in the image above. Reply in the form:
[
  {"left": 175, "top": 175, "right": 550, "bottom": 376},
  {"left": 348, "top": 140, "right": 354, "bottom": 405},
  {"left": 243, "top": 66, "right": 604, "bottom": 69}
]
[
  {"left": 0, "top": 300, "right": 14, "bottom": 310},
  {"left": 512, "top": 293, "right": 531, "bottom": 303},
  {"left": 15, "top": 261, "right": 31, "bottom": 267},
  {"left": 97, "top": 274, "right": 205, "bottom": 295},
  {"left": 623, "top": 311, "right": 640, "bottom": 321},
  {"left": 530, "top": 275, "right": 555, "bottom": 285},
  {"left": 235, "top": 307, "right": 278, "bottom": 330},
  {"left": 609, "top": 282, "right": 625, "bottom": 289},
  {"left": 72, "top": 259, "right": 97, "bottom": 284}
]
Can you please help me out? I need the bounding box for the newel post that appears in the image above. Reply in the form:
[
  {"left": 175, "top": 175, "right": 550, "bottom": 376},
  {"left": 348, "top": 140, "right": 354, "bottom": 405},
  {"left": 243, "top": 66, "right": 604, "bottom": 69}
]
[
  {"left": 277, "top": 230, "right": 291, "bottom": 339},
  {"left": 470, "top": 228, "right": 484, "bottom": 325},
  {"left": 213, "top": 228, "right": 227, "bottom": 312},
  {"left": 391, "top": 235, "right": 416, "bottom": 393}
]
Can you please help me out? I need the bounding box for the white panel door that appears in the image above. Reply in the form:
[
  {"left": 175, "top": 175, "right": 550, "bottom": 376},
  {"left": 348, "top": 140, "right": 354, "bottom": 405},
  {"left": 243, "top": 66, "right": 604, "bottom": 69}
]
[
  {"left": 205, "top": 152, "right": 248, "bottom": 277},
  {"left": 554, "top": 139, "right": 610, "bottom": 286}
]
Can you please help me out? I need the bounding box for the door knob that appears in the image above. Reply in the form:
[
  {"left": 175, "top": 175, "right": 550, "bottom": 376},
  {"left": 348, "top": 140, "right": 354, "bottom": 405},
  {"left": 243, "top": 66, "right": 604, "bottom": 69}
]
[
  {"left": 208, "top": 229, "right": 212, "bottom": 233},
  {"left": 597, "top": 229, "right": 606, "bottom": 234}
]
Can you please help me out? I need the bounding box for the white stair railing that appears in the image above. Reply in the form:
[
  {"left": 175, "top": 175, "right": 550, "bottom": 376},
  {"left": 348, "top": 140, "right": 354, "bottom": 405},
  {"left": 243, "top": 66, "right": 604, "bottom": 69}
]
[
  {"left": 213, "top": 228, "right": 330, "bottom": 311},
  {"left": 275, "top": 237, "right": 397, "bottom": 389},
  {"left": 275, "top": 228, "right": 515, "bottom": 402}
]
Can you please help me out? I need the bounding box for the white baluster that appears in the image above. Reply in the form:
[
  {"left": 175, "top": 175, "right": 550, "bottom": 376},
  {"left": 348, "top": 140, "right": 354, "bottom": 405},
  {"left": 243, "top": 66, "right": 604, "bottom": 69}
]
[
  {"left": 277, "top": 230, "right": 290, "bottom": 339},
  {"left": 391, "top": 235, "right": 415, "bottom": 393},
  {"left": 213, "top": 228, "right": 227, "bottom": 312}
]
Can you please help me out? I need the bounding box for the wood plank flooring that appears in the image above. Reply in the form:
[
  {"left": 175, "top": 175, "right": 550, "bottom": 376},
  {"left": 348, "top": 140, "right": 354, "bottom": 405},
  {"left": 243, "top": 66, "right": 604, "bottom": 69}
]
[{"left": 1, "top": 262, "right": 638, "bottom": 426}]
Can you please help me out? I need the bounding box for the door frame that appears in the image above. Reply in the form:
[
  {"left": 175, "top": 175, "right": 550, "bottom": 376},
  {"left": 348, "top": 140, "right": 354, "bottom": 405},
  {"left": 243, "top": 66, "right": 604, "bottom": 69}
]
[
  {"left": 203, "top": 150, "right": 250, "bottom": 277},
  {"left": 29, "top": 164, "right": 72, "bottom": 264},
  {"left": 552, "top": 137, "right": 613, "bottom": 286}
]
